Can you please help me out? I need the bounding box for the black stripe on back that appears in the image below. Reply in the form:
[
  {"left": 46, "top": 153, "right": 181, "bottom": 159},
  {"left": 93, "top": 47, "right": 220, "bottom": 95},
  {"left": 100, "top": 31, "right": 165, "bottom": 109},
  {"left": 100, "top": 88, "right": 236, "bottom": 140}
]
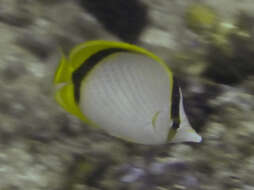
[
  {"left": 72, "top": 48, "right": 127, "bottom": 103},
  {"left": 170, "top": 77, "right": 181, "bottom": 130}
]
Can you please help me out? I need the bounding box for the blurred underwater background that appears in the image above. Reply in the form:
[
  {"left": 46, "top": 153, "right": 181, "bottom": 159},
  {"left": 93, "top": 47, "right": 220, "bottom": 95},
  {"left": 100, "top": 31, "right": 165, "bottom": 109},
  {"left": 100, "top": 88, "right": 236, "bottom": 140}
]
[{"left": 0, "top": 0, "right": 254, "bottom": 189}]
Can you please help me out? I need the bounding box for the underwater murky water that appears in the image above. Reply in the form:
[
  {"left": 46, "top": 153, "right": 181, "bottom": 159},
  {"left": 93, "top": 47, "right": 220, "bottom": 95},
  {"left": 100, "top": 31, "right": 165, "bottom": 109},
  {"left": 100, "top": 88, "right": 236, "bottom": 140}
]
[{"left": 0, "top": 0, "right": 254, "bottom": 189}]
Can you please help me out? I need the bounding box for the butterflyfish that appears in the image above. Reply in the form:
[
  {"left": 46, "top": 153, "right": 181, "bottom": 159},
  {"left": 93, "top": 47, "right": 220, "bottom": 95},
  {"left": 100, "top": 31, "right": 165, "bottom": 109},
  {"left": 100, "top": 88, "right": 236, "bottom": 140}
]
[{"left": 54, "top": 40, "right": 202, "bottom": 145}]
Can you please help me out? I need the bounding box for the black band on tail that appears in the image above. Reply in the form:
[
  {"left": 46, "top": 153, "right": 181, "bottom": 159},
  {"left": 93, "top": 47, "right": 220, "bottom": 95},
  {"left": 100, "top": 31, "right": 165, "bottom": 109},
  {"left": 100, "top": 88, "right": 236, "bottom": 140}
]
[{"left": 170, "top": 77, "right": 181, "bottom": 130}]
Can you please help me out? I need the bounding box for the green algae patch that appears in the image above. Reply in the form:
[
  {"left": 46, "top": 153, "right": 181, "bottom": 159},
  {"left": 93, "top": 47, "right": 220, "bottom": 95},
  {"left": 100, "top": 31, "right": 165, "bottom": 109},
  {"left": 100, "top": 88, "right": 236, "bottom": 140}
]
[{"left": 185, "top": 3, "right": 218, "bottom": 34}]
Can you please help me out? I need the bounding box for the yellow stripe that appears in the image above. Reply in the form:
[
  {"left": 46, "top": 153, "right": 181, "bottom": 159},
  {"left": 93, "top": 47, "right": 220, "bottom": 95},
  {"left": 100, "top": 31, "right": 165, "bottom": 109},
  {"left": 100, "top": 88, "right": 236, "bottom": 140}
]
[
  {"left": 54, "top": 52, "right": 71, "bottom": 84},
  {"left": 167, "top": 128, "right": 177, "bottom": 141},
  {"left": 152, "top": 111, "right": 160, "bottom": 129},
  {"left": 55, "top": 83, "right": 98, "bottom": 128}
]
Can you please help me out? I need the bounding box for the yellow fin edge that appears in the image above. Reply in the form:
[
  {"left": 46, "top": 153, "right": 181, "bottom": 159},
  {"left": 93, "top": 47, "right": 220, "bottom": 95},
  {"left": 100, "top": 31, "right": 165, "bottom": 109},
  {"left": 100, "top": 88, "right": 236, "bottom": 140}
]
[{"left": 55, "top": 83, "right": 98, "bottom": 128}]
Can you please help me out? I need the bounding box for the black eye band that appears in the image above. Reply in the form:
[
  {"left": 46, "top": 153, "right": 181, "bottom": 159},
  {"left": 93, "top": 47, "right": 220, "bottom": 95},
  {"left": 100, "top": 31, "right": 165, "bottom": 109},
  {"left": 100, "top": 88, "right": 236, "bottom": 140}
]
[{"left": 72, "top": 48, "right": 127, "bottom": 103}]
